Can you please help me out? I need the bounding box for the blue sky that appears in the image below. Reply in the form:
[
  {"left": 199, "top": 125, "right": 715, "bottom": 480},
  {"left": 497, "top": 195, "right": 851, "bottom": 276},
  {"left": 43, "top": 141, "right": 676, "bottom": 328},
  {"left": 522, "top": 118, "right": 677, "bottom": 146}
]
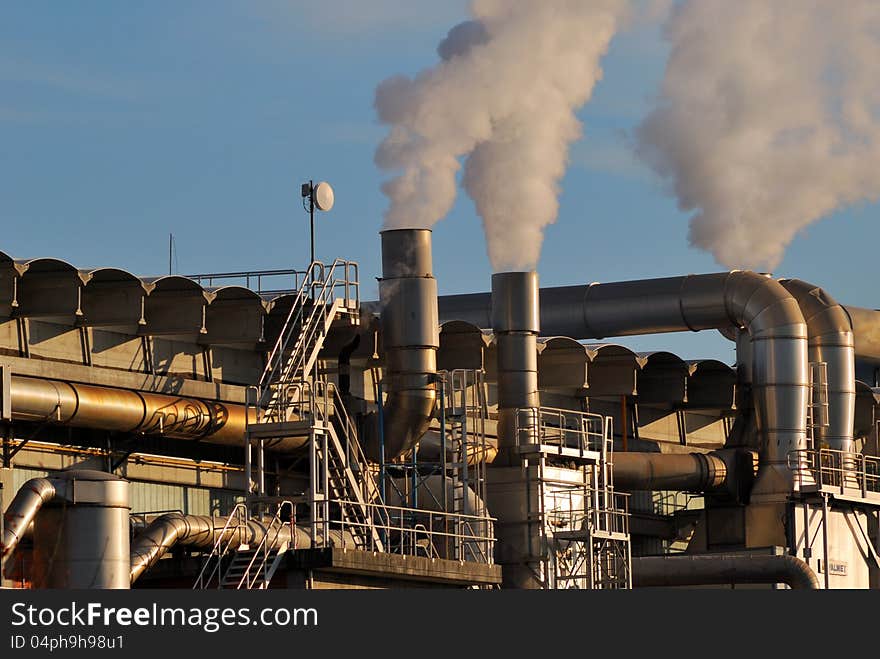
[{"left": 2, "top": 1, "right": 878, "bottom": 363}]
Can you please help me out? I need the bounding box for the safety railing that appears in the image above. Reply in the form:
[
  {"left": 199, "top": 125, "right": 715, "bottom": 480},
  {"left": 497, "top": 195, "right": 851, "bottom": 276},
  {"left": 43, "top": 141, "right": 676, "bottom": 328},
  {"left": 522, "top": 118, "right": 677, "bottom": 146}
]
[
  {"left": 514, "top": 406, "right": 610, "bottom": 456},
  {"left": 186, "top": 268, "right": 311, "bottom": 297},
  {"left": 193, "top": 503, "right": 250, "bottom": 589},
  {"left": 544, "top": 486, "right": 630, "bottom": 538},
  {"left": 305, "top": 499, "right": 495, "bottom": 564},
  {"left": 258, "top": 259, "right": 359, "bottom": 417},
  {"left": 236, "top": 501, "right": 295, "bottom": 590},
  {"left": 787, "top": 447, "right": 880, "bottom": 497}
]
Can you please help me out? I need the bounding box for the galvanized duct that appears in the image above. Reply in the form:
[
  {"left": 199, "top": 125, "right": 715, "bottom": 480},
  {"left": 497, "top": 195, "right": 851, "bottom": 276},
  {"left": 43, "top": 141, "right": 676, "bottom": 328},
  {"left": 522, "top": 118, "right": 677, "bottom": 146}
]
[
  {"left": 491, "top": 271, "right": 540, "bottom": 457},
  {"left": 1, "top": 477, "right": 55, "bottom": 563},
  {"left": 613, "top": 452, "right": 727, "bottom": 492},
  {"left": 780, "top": 279, "right": 855, "bottom": 454},
  {"left": 362, "top": 229, "right": 439, "bottom": 461},
  {"left": 440, "top": 272, "right": 809, "bottom": 496},
  {"left": 632, "top": 552, "right": 820, "bottom": 589}
]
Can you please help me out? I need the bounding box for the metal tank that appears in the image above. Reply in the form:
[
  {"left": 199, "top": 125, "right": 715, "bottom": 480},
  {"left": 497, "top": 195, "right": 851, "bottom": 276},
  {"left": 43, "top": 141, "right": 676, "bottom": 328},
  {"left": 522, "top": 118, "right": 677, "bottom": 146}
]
[{"left": 31, "top": 469, "right": 130, "bottom": 589}]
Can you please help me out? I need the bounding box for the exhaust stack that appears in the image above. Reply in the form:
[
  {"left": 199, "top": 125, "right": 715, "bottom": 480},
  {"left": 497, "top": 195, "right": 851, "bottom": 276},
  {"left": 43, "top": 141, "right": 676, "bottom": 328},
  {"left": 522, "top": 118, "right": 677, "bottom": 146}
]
[
  {"left": 363, "top": 229, "right": 439, "bottom": 461},
  {"left": 491, "top": 271, "right": 540, "bottom": 461}
]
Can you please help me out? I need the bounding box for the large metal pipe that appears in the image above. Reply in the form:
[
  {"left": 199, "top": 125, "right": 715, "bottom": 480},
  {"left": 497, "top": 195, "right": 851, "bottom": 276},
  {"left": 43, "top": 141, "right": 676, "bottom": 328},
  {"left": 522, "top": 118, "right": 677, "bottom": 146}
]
[
  {"left": 1, "top": 477, "right": 55, "bottom": 563},
  {"left": 130, "top": 512, "right": 302, "bottom": 584},
  {"left": 613, "top": 452, "right": 727, "bottom": 492},
  {"left": 441, "top": 272, "right": 809, "bottom": 495},
  {"left": 4, "top": 374, "right": 292, "bottom": 449},
  {"left": 491, "top": 271, "right": 540, "bottom": 457},
  {"left": 632, "top": 552, "right": 820, "bottom": 589},
  {"left": 780, "top": 279, "right": 855, "bottom": 454},
  {"left": 130, "top": 512, "right": 347, "bottom": 584},
  {"left": 362, "top": 229, "right": 439, "bottom": 461}
]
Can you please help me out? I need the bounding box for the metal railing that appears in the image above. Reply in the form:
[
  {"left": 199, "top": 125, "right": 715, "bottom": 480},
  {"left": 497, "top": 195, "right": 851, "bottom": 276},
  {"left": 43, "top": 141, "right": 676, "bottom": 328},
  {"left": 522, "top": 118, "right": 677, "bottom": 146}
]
[
  {"left": 305, "top": 498, "right": 495, "bottom": 564},
  {"left": 193, "top": 503, "right": 249, "bottom": 589},
  {"left": 186, "top": 268, "right": 311, "bottom": 297},
  {"left": 234, "top": 501, "right": 295, "bottom": 590},
  {"left": 258, "top": 259, "right": 359, "bottom": 416},
  {"left": 545, "top": 486, "right": 630, "bottom": 538},
  {"left": 514, "top": 406, "right": 611, "bottom": 456},
  {"left": 788, "top": 447, "right": 880, "bottom": 497}
]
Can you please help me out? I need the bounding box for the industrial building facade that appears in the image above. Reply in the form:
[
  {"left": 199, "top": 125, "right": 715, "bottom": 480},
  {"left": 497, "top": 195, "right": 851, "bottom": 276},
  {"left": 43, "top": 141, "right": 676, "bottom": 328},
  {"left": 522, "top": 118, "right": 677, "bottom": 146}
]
[{"left": 2, "top": 229, "right": 879, "bottom": 589}]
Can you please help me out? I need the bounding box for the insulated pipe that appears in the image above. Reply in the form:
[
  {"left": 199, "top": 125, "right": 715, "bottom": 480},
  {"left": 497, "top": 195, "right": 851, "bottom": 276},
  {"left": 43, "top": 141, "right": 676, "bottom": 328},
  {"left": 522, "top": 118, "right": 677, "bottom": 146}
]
[
  {"left": 632, "top": 553, "right": 820, "bottom": 589},
  {"left": 5, "top": 375, "right": 293, "bottom": 450},
  {"left": 439, "top": 272, "right": 809, "bottom": 496},
  {"left": 129, "top": 512, "right": 348, "bottom": 584},
  {"left": 780, "top": 279, "right": 855, "bottom": 454},
  {"left": 1, "top": 477, "right": 55, "bottom": 563},
  {"left": 362, "top": 229, "right": 439, "bottom": 461},
  {"left": 129, "top": 513, "right": 300, "bottom": 584},
  {"left": 613, "top": 452, "right": 727, "bottom": 492},
  {"left": 491, "top": 272, "right": 540, "bottom": 456}
]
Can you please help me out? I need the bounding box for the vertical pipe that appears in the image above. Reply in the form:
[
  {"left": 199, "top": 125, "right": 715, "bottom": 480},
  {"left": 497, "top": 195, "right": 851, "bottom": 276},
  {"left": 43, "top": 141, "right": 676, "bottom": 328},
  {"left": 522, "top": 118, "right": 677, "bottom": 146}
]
[
  {"left": 621, "top": 396, "right": 628, "bottom": 452},
  {"left": 491, "top": 271, "right": 540, "bottom": 459},
  {"left": 821, "top": 494, "right": 830, "bottom": 590},
  {"left": 377, "top": 380, "right": 386, "bottom": 503},
  {"left": 410, "top": 442, "right": 418, "bottom": 509}
]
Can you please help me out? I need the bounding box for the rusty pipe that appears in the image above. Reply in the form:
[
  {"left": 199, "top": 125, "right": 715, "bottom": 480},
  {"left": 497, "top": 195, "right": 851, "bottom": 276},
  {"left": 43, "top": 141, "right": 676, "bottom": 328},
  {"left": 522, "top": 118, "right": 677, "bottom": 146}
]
[{"left": 4, "top": 374, "right": 303, "bottom": 450}]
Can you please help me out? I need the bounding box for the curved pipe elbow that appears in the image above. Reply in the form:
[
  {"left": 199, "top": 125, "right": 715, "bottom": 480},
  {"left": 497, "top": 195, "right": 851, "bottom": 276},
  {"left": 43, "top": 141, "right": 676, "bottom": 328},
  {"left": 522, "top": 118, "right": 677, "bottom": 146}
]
[
  {"left": 1, "top": 477, "right": 56, "bottom": 563},
  {"left": 361, "top": 385, "right": 437, "bottom": 462},
  {"left": 632, "top": 553, "right": 820, "bottom": 589},
  {"left": 780, "top": 279, "right": 855, "bottom": 452},
  {"left": 129, "top": 513, "right": 193, "bottom": 584}
]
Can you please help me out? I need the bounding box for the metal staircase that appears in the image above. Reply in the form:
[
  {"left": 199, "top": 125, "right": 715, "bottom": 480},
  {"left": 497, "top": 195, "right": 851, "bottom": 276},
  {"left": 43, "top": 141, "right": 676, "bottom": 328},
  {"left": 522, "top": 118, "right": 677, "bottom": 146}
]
[
  {"left": 442, "top": 370, "right": 490, "bottom": 561},
  {"left": 244, "top": 259, "right": 388, "bottom": 552},
  {"left": 257, "top": 260, "right": 359, "bottom": 422},
  {"left": 308, "top": 382, "right": 385, "bottom": 551},
  {"left": 193, "top": 502, "right": 294, "bottom": 590}
]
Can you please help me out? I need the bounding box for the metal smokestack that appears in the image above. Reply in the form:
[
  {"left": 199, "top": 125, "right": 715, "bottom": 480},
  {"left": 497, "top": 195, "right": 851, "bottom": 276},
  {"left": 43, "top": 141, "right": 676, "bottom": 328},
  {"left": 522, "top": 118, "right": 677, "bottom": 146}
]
[
  {"left": 491, "top": 271, "right": 540, "bottom": 461},
  {"left": 363, "top": 229, "right": 439, "bottom": 460}
]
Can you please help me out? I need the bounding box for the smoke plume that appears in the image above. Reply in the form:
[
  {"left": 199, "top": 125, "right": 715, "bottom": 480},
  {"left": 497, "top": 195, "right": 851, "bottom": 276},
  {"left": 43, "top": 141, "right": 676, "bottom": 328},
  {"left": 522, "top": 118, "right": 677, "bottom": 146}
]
[
  {"left": 375, "top": 0, "right": 629, "bottom": 271},
  {"left": 637, "top": 0, "right": 880, "bottom": 271}
]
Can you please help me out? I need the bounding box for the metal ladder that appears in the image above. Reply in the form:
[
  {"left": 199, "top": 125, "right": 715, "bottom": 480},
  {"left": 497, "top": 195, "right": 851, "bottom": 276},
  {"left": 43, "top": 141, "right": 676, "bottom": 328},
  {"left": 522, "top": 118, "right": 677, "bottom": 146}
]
[{"left": 807, "top": 361, "right": 829, "bottom": 451}]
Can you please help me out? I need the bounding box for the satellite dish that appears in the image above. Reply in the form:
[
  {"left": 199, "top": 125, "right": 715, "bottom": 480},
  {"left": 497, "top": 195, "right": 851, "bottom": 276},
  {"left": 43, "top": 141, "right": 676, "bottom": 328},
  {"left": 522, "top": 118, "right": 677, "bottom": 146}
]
[{"left": 313, "top": 181, "right": 335, "bottom": 212}]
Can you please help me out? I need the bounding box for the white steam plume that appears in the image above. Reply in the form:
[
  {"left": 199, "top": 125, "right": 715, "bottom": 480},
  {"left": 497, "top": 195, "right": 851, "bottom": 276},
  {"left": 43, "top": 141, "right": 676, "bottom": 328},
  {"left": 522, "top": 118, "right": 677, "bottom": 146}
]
[
  {"left": 637, "top": 0, "right": 880, "bottom": 271},
  {"left": 375, "top": 0, "right": 629, "bottom": 271}
]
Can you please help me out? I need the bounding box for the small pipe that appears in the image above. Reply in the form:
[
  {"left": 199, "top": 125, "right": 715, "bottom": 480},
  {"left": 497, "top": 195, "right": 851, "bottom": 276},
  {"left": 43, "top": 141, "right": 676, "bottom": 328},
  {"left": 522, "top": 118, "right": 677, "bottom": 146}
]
[{"left": 632, "top": 552, "right": 820, "bottom": 589}]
